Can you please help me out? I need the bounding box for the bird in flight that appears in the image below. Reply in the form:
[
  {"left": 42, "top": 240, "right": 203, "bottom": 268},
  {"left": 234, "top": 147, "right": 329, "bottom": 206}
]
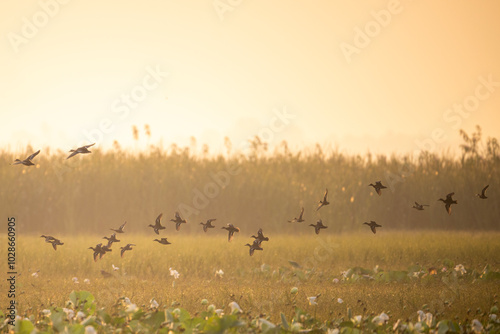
[
  {"left": 221, "top": 224, "right": 240, "bottom": 242},
  {"left": 369, "top": 181, "right": 387, "bottom": 196},
  {"left": 88, "top": 243, "right": 105, "bottom": 262},
  {"left": 170, "top": 212, "right": 187, "bottom": 231},
  {"left": 245, "top": 239, "right": 263, "bottom": 256},
  {"left": 148, "top": 213, "right": 166, "bottom": 234},
  {"left": 476, "top": 185, "right": 489, "bottom": 199},
  {"left": 47, "top": 238, "right": 64, "bottom": 250},
  {"left": 67, "top": 143, "right": 95, "bottom": 159},
  {"left": 103, "top": 233, "right": 120, "bottom": 246},
  {"left": 111, "top": 222, "right": 127, "bottom": 233},
  {"left": 251, "top": 228, "right": 269, "bottom": 243},
  {"left": 12, "top": 150, "right": 40, "bottom": 166},
  {"left": 153, "top": 238, "right": 171, "bottom": 245},
  {"left": 412, "top": 202, "right": 430, "bottom": 211},
  {"left": 288, "top": 207, "right": 305, "bottom": 223},
  {"left": 316, "top": 189, "right": 330, "bottom": 211},
  {"left": 200, "top": 219, "right": 216, "bottom": 232},
  {"left": 364, "top": 221, "right": 382, "bottom": 234},
  {"left": 120, "top": 244, "right": 136, "bottom": 258},
  {"left": 438, "top": 192, "right": 457, "bottom": 215},
  {"left": 309, "top": 219, "right": 328, "bottom": 234}
]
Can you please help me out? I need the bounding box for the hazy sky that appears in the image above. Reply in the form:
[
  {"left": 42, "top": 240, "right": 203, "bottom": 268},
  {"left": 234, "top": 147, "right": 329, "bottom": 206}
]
[{"left": 1, "top": 1, "right": 499, "bottom": 156}]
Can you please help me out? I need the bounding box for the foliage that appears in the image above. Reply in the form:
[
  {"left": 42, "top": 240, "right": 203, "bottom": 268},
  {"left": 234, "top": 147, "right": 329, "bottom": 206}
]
[
  {"left": 1, "top": 291, "right": 499, "bottom": 333},
  {"left": 1, "top": 126, "right": 499, "bottom": 233}
]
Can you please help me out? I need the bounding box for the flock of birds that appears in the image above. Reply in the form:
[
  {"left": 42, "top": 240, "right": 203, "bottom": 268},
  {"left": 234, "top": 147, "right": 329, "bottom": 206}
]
[{"left": 12, "top": 145, "right": 492, "bottom": 260}]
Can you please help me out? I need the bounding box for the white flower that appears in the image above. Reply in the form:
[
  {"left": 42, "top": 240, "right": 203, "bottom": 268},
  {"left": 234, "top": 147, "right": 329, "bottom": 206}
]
[
  {"left": 471, "top": 319, "right": 483, "bottom": 333},
  {"left": 337, "top": 298, "right": 343, "bottom": 304},
  {"left": 424, "top": 312, "right": 433, "bottom": 327},
  {"left": 84, "top": 325, "right": 97, "bottom": 334},
  {"left": 454, "top": 264, "right": 466, "bottom": 275},
  {"left": 123, "top": 297, "right": 131, "bottom": 305},
  {"left": 341, "top": 271, "right": 348, "bottom": 278},
  {"left": 41, "top": 309, "right": 51, "bottom": 316},
  {"left": 228, "top": 301, "right": 242, "bottom": 314},
  {"left": 332, "top": 278, "right": 339, "bottom": 284},
  {"left": 169, "top": 268, "right": 180, "bottom": 279},
  {"left": 490, "top": 314, "right": 497, "bottom": 321},
  {"left": 417, "top": 310, "right": 426, "bottom": 322},
  {"left": 215, "top": 269, "right": 224, "bottom": 278},
  {"left": 31, "top": 272, "right": 39, "bottom": 278},
  {"left": 414, "top": 322, "right": 423, "bottom": 332},
  {"left": 83, "top": 279, "right": 90, "bottom": 284},
  {"left": 258, "top": 318, "right": 276, "bottom": 330},
  {"left": 372, "top": 312, "right": 389, "bottom": 325},
  {"left": 215, "top": 309, "right": 224, "bottom": 316},
  {"left": 308, "top": 296, "right": 318, "bottom": 306},
  {"left": 327, "top": 329, "right": 339, "bottom": 334},
  {"left": 76, "top": 311, "right": 86, "bottom": 320},
  {"left": 72, "top": 277, "right": 79, "bottom": 284},
  {"left": 112, "top": 264, "right": 119, "bottom": 271},
  {"left": 150, "top": 298, "right": 159, "bottom": 309},
  {"left": 125, "top": 303, "right": 138, "bottom": 313},
  {"left": 352, "top": 315, "right": 362, "bottom": 324},
  {"left": 62, "top": 308, "right": 74, "bottom": 320},
  {"left": 373, "top": 265, "right": 379, "bottom": 273}
]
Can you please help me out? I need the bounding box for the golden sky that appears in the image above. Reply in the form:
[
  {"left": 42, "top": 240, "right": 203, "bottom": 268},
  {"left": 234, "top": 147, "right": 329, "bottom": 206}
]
[{"left": 1, "top": 0, "right": 499, "bottom": 155}]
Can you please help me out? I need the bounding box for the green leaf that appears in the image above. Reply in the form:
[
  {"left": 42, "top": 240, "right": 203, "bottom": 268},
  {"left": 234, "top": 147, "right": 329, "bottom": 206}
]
[
  {"left": 16, "top": 319, "right": 34, "bottom": 334},
  {"left": 437, "top": 320, "right": 449, "bottom": 334},
  {"left": 281, "top": 313, "right": 289, "bottom": 330}
]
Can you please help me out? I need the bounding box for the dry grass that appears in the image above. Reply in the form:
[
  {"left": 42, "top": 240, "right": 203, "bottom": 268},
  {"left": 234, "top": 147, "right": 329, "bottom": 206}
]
[{"left": 5, "top": 232, "right": 499, "bottom": 323}]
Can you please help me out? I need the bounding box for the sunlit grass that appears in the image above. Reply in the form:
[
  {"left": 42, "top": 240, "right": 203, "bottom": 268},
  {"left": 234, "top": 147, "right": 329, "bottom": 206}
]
[{"left": 4, "top": 232, "right": 499, "bottom": 323}]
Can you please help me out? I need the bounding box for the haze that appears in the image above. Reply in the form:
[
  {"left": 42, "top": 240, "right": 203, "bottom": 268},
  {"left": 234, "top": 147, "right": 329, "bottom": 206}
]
[{"left": 1, "top": 0, "right": 499, "bottom": 156}]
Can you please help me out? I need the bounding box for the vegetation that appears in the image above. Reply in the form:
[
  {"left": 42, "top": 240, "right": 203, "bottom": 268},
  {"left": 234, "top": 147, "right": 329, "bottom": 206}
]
[
  {"left": 1, "top": 233, "right": 500, "bottom": 333},
  {"left": 1, "top": 126, "right": 499, "bottom": 234}
]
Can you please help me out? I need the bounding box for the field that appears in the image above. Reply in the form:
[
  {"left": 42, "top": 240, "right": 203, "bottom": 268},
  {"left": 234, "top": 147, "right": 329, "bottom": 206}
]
[
  {"left": 1, "top": 127, "right": 500, "bottom": 332},
  {"left": 1, "top": 232, "right": 499, "bottom": 332}
]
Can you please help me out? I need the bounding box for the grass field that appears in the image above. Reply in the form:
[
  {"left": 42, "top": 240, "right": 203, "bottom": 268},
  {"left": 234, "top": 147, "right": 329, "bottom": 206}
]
[{"left": 2, "top": 232, "right": 499, "bottom": 332}]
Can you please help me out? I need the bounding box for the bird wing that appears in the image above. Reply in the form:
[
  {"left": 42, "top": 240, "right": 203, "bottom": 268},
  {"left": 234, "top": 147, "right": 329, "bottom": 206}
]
[
  {"left": 176, "top": 222, "right": 181, "bottom": 231},
  {"left": 299, "top": 207, "right": 304, "bottom": 219},
  {"left": 203, "top": 224, "right": 207, "bottom": 232},
  {"left": 120, "top": 248, "right": 125, "bottom": 258},
  {"left": 315, "top": 226, "right": 320, "bottom": 234},
  {"left": 482, "top": 185, "right": 489, "bottom": 195},
  {"left": 28, "top": 150, "right": 41, "bottom": 161},
  {"left": 316, "top": 202, "right": 324, "bottom": 211},
  {"left": 120, "top": 222, "right": 127, "bottom": 230},
  {"left": 154, "top": 228, "right": 159, "bottom": 235},
  {"left": 446, "top": 192, "right": 455, "bottom": 200},
  {"left": 376, "top": 188, "right": 382, "bottom": 196},
  {"left": 66, "top": 151, "right": 79, "bottom": 159},
  {"left": 445, "top": 203, "right": 451, "bottom": 215},
  {"left": 156, "top": 213, "right": 163, "bottom": 225},
  {"left": 52, "top": 242, "right": 57, "bottom": 250},
  {"left": 83, "top": 143, "right": 95, "bottom": 149},
  {"left": 175, "top": 212, "right": 181, "bottom": 220},
  {"left": 323, "top": 189, "right": 328, "bottom": 201},
  {"left": 370, "top": 225, "right": 376, "bottom": 234},
  {"left": 228, "top": 231, "right": 234, "bottom": 242}
]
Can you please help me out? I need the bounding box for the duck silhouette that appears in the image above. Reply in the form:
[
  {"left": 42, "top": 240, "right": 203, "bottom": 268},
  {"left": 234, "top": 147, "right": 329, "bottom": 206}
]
[
  {"left": 67, "top": 143, "right": 95, "bottom": 159},
  {"left": 12, "top": 150, "right": 40, "bottom": 166}
]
